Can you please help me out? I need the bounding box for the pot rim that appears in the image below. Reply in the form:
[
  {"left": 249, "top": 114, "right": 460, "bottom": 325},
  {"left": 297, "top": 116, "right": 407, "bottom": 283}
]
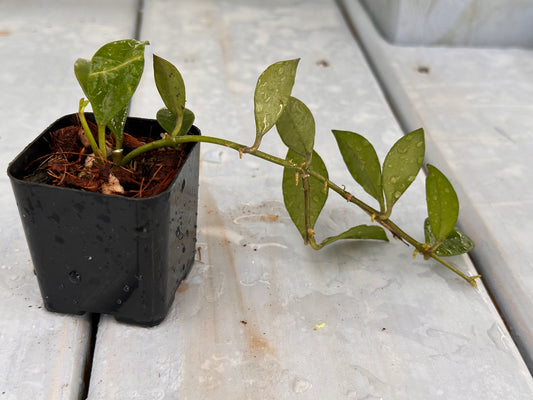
[{"left": 7, "top": 112, "right": 201, "bottom": 202}]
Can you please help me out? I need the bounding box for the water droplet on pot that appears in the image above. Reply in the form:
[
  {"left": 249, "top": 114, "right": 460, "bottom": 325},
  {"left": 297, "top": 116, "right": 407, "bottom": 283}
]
[
  {"left": 123, "top": 284, "right": 130, "bottom": 292},
  {"left": 58, "top": 283, "right": 65, "bottom": 290},
  {"left": 135, "top": 225, "right": 148, "bottom": 234},
  {"left": 116, "top": 299, "right": 122, "bottom": 305},
  {"left": 68, "top": 271, "right": 81, "bottom": 284}
]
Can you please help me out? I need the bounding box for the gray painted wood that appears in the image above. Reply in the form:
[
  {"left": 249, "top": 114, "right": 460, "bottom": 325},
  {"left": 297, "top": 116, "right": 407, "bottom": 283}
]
[
  {"left": 360, "top": 0, "right": 533, "bottom": 48},
  {"left": 0, "top": 1, "right": 139, "bottom": 398},
  {"left": 87, "top": 0, "right": 533, "bottom": 399},
  {"left": 342, "top": 0, "right": 533, "bottom": 371}
]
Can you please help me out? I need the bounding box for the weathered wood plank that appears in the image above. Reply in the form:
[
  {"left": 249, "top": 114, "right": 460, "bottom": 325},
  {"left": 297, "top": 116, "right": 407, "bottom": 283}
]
[
  {"left": 342, "top": 0, "right": 533, "bottom": 370},
  {"left": 88, "top": 0, "right": 533, "bottom": 399},
  {"left": 360, "top": 0, "right": 533, "bottom": 47},
  {"left": 0, "top": 1, "right": 140, "bottom": 398}
]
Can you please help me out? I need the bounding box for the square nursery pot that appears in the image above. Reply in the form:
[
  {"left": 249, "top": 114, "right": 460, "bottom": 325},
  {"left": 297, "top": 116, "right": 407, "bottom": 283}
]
[{"left": 7, "top": 113, "right": 200, "bottom": 326}]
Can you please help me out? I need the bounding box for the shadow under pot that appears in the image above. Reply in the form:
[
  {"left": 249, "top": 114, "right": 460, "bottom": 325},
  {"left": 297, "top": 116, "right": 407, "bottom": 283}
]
[{"left": 7, "top": 113, "right": 200, "bottom": 327}]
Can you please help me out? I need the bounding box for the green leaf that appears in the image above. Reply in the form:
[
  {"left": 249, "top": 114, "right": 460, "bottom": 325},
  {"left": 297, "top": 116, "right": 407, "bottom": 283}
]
[
  {"left": 282, "top": 149, "right": 328, "bottom": 239},
  {"left": 86, "top": 39, "right": 148, "bottom": 126},
  {"left": 320, "top": 225, "right": 388, "bottom": 247},
  {"left": 74, "top": 58, "right": 90, "bottom": 96},
  {"left": 179, "top": 108, "right": 195, "bottom": 136},
  {"left": 156, "top": 108, "right": 177, "bottom": 134},
  {"left": 382, "top": 128, "right": 425, "bottom": 215},
  {"left": 426, "top": 164, "right": 459, "bottom": 243},
  {"left": 108, "top": 104, "right": 129, "bottom": 148},
  {"left": 276, "top": 96, "right": 315, "bottom": 156},
  {"left": 332, "top": 130, "right": 384, "bottom": 209},
  {"left": 153, "top": 54, "right": 186, "bottom": 134},
  {"left": 156, "top": 108, "right": 195, "bottom": 136},
  {"left": 424, "top": 219, "right": 474, "bottom": 256},
  {"left": 254, "top": 59, "right": 300, "bottom": 140}
]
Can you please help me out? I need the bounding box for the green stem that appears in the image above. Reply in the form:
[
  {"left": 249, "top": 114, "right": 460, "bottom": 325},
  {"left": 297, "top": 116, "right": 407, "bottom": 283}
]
[
  {"left": 302, "top": 152, "right": 316, "bottom": 244},
  {"left": 98, "top": 124, "right": 106, "bottom": 157},
  {"left": 242, "top": 134, "right": 262, "bottom": 153},
  {"left": 302, "top": 173, "right": 312, "bottom": 245},
  {"left": 115, "top": 133, "right": 124, "bottom": 152},
  {"left": 308, "top": 170, "right": 378, "bottom": 216},
  {"left": 118, "top": 133, "right": 478, "bottom": 285},
  {"left": 307, "top": 169, "right": 427, "bottom": 249},
  {"left": 78, "top": 99, "right": 100, "bottom": 157},
  {"left": 170, "top": 114, "right": 183, "bottom": 138},
  {"left": 120, "top": 134, "right": 298, "bottom": 168},
  {"left": 430, "top": 254, "right": 480, "bottom": 287},
  {"left": 112, "top": 149, "right": 123, "bottom": 164},
  {"left": 378, "top": 218, "right": 424, "bottom": 250}
]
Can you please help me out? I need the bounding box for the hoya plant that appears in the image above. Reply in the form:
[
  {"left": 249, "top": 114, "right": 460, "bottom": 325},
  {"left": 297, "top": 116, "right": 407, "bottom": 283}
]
[{"left": 75, "top": 39, "right": 478, "bottom": 286}]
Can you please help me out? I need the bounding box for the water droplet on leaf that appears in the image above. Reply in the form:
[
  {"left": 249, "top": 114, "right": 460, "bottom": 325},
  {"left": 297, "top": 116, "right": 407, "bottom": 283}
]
[{"left": 397, "top": 145, "right": 408, "bottom": 154}]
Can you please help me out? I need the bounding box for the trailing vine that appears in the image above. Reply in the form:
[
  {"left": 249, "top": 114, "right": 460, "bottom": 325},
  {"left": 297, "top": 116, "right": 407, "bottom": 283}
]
[{"left": 76, "top": 40, "right": 479, "bottom": 286}]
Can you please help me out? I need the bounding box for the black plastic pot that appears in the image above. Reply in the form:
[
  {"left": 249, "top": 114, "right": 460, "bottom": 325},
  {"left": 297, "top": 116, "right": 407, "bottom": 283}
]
[{"left": 7, "top": 113, "right": 200, "bottom": 326}]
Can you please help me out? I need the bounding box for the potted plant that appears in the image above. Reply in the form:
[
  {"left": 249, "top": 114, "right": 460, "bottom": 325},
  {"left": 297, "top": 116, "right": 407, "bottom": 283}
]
[
  {"left": 8, "top": 39, "right": 477, "bottom": 327},
  {"left": 7, "top": 40, "right": 203, "bottom": 326}
]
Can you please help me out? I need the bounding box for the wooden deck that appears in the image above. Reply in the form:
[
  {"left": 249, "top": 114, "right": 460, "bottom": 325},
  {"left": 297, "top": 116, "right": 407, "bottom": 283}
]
[{"left": 1, "top": 1, "right": 533, "bottom": 399}]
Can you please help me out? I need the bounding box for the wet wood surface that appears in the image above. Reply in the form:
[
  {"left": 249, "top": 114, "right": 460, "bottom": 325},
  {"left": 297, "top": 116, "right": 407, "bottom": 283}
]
[
  {"left": 1, "top": 1, "right": 533, "bottom": 399},
  {"left": 342, "top": 0, "right": 533, "bottom": 372}
]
